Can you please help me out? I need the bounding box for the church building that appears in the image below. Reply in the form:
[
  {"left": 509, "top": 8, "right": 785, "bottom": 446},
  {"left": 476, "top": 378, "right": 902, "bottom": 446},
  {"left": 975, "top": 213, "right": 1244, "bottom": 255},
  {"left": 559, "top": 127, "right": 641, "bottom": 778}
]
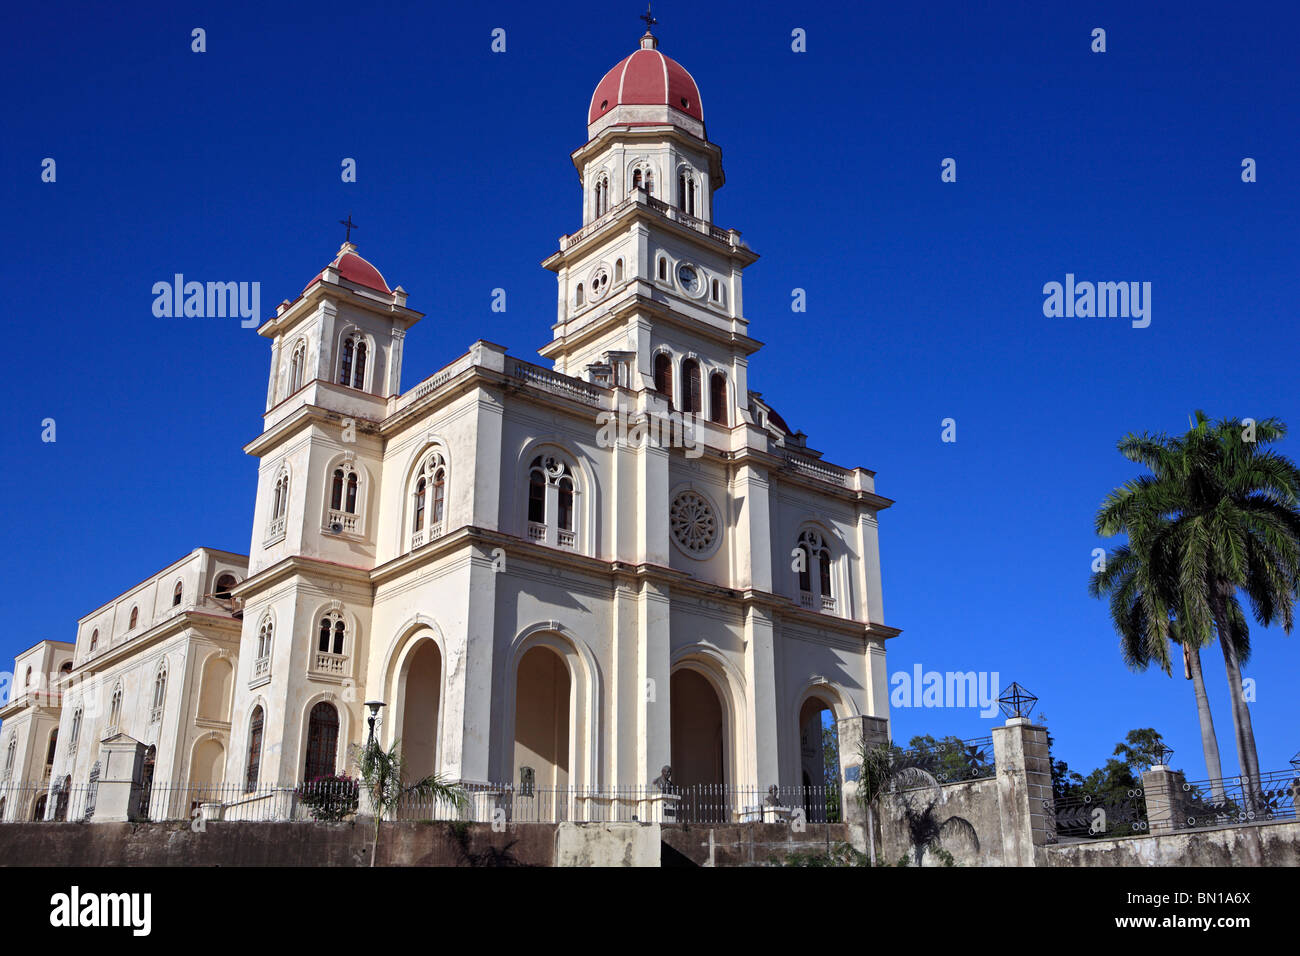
[{"left": 1, "top": 25, "right": 898, "bottom": 822}]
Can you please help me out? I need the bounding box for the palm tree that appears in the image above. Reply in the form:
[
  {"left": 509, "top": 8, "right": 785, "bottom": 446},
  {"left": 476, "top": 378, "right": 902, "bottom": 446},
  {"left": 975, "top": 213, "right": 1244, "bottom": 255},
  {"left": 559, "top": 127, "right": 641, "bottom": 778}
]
[
  {"left": 856, "top": 741, "right": 978, "bottom": 866},
  {"left": 1090, "top": 538, "right": 1226, "bottom": 800},
  {"left": 352, "top": 738, "right": 466, "bottom": 867},
  {"left": 1092, "top": 411, "right": 1300, "bottom": 804}
]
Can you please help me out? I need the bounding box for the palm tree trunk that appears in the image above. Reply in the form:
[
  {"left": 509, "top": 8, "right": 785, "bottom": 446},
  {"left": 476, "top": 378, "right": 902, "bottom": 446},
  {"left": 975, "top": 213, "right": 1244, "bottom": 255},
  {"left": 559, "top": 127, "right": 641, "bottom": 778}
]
[
  {"left": 1185, "top": 642, "right": 1226, "bottom": 801},
  {"left": 1217, "top": 624, "right": 1263, "bottom": 810},
  {"left": 865, "top": 803, "right": 878, "bottom": 866},
  {"left": 1210, "top": 588, "right": 1262, "bottom": 812}
]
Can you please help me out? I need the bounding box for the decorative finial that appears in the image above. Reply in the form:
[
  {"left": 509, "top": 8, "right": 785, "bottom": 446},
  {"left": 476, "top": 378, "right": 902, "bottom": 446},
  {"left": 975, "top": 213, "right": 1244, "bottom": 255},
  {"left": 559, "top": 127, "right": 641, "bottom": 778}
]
[
  {"left": 339, "top": 213, "right": 358, "bottom": 243},
  {"left": 640, "top": 2, "right": 657, "bottom": 31}
]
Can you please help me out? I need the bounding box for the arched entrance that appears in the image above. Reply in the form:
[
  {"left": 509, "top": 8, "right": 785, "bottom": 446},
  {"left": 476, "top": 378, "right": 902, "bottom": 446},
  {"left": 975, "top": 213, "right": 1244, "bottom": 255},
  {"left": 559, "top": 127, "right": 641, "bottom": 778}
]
[
  {"left": 513, "top": 645, "right": 570, "bottom": 817},
  {"left": 798, "top": 696, "right": 837, "bottom": 822},
  {"left": 671, "top": 669, "right": 726, "bottom": 789},
  {"left": 192, "top": 738, "right": 225, "bottom": 787},
  {"left": 398, "top": 640, "right": 442, "bottom": 780},
  {"left": 32, "top": 794, "right": 47, "bottom": 821},
  {"left": 304, "top": 702, "right": 340, "bottom": 780}
]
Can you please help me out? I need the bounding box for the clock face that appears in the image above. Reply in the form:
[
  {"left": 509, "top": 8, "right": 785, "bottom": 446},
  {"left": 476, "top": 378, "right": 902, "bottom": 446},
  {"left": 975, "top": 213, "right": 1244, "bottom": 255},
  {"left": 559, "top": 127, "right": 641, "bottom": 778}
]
[{"left": 677, "top": 264, "right": 699, "bottom": 294}]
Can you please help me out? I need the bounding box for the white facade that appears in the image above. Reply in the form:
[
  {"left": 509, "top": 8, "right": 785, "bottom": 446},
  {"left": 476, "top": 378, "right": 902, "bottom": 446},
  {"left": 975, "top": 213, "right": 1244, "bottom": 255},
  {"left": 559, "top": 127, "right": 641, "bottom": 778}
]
[{"left": 1, "top": 30, "right": 898, "bottom": 817}]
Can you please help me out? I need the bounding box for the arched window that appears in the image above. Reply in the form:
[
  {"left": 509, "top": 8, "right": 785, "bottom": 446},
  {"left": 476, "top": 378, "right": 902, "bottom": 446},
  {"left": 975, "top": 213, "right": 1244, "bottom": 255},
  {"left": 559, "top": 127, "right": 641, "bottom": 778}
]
[
  {"left": 575, "top": 283, "right": 585, "bottom": 307},
  {"left": 150, "top": 667, "right": 167, "bottom": 722},
  {"left": 526, "top": 454, "right": 579, "bottom": 549},
  {"left": 615, "top": 258, "right": 624, "bottom": 283},
  {"left": 24, "top": 667, "right": 32, "bottom": 690},
  {"left": 215, "top": 574, "right": 238, "bottom": 600},
  {"left": 682, "top": 358, "right": 702, "bottom": 414},
  {"left": 632, "top": 168, "right": 642, "bottom": 191},
  {"left": 709, "top": 372, "right": 728, "bottom": 425},
  {"left": 288, "top": 339, "right": 306, "bottom": 393},
  {"left": 409, "top": 449, "right": 447, "bottom": 549},
  {"left": 69, "top": 708, "right": 82, "bottom": 755},
  {"left": 678, "top": 170, "right": 697, "bottom": 216},
  {"left": 630, "top": 163, "right": 655, "bottom": 196},
  {"left": 304, "top": 702, "right": 340, "bottom": 781},
  {"left": 128, "top": 606, "right": 138, "bottom": 630},
  {"left": 318, "top": 611, "right": 346, "bottom": 657},
  {"left": 269, "top": 466, "right": 290, "bottom": 539},
  {"left": 338, "top": 332, "right": 367, "bottom": 390},
  {"left": 53, "top": 775, "right": 71, "bottom": 822},
  {"left": 89, "top": 629, "right": 98, "bottom": 653},
  {"left": 3, "top": 736, "right": 15, "bottom": 780},
  {"left": 654, "top": 353, "right": 674, "bottom": 403},
  {"left": 173, "top": 581, "right": 183, "bottom": 607},
  {"left": 328, "top": 463, "right": 362, "bottom": 531},
  {"left": 245, "top": 706, "right": 264, "bottom": 792},
  {"left": 658, "top": 257, "right": 668, "bottom": 281},
  {"left": 45, "top": 730, "right": 58, "bottom": 769},
  {"left": 257, "top": 615, "right": 274, "bottom": 660},
  {"left": 59, "top": 661, "right": 72, "bottom": 678},
  {"left": 796, "top": 530, "right": 835, "bottom": 612},
  {"left": 108, "top": 683, "right": 123, "bottom": 733}
]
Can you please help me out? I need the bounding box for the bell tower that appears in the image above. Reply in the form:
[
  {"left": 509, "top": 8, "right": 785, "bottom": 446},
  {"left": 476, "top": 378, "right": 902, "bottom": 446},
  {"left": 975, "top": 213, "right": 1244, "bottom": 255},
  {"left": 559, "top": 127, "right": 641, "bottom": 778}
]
[{"left": 540, "top": 23, "right": 760, "bottom": 424}]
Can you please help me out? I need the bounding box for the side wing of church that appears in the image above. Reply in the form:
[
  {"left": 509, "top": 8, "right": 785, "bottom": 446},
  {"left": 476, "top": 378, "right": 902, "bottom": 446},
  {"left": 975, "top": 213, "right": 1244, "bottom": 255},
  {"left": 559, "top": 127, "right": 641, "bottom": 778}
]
[{"left": 1, "top": 28, "right": 898, "bottom": 821}]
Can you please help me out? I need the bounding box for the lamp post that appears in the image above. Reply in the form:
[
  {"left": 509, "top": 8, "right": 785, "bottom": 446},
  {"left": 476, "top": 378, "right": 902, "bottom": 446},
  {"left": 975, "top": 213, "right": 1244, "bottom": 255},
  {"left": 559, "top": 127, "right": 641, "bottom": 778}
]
[{"left": 365, "top": 701, "right": 386, "bottom": 750}]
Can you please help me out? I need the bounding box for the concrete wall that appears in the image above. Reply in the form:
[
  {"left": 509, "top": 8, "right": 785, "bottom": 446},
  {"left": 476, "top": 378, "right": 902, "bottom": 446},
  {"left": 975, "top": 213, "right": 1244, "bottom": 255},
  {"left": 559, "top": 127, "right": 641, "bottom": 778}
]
[
  {"left": 0, "top": 820, "right": 847, "bottom": 867},
  {"left": 878, "top": 777, "right": 1002, "bottom": 866},
  {"left": 1040, "top": 819, "right": 1300, "bottom": 867}
]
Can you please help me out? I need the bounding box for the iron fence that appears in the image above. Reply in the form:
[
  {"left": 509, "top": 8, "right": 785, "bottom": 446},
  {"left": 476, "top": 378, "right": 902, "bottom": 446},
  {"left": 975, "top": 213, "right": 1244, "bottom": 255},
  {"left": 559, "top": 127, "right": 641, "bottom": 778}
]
[
  {"left": 1169, "top": 770, "right": 1299, "bottom": 830},
  {"left": 0, "top": 778, "right": 842, "bottom": 826},
  {"left": 894, "top": 736, "right": 997, "bottom": 784},
  {"left": 1049, "top": 787, "right": 1150, "bottom": 841}
]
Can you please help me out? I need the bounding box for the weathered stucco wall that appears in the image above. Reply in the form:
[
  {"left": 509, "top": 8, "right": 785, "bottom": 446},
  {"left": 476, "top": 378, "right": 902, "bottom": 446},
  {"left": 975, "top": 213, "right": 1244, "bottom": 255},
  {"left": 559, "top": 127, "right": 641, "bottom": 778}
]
[
  {"left": 878, "top": 778, "right": 1003, "bottom": 866},
  {"left": 1040, "top": 820, "right": 1300, "bottom": 867},
  {"left": 0, "top": 820, "right": 848, "bottom": 867},
  {"left": 0, "top": 821, "right": 557, "bottom": 867}
]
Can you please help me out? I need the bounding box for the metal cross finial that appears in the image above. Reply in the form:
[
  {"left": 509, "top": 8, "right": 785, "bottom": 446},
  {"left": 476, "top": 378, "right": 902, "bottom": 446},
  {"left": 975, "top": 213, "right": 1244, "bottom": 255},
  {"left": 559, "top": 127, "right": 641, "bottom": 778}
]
[
  {"left": 339, "top": 213, "right": 358, "bottom": 243},
  {"left": 640, "top": 2, "right": 657, "bottom": 30}
]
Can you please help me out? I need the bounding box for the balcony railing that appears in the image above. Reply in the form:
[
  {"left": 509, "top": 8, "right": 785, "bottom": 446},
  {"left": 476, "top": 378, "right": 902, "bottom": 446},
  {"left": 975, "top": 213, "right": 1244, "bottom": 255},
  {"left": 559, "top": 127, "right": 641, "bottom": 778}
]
[
  {"left": 326, "top": 510, "right": 358, "bottom": 534},
  {"left": 527, "top": 522, "right": 547, "bottom": 543},
  {"left": 798, "top": 591, "right": 837, "bottom": 613},
  {"left": 784, "top": 454, "right": 851, "bottom": 488},
  {"left": 509, "top": 359, "right": 604, "bottom": 408},
  {"left": 410, "top": 523, "right": 443, "bottom": 551},
  {"left": 311, "top": 652, "right": 348, "bottom": 677},
  {"left": 265, "top": 515, "right": 286, "bottom": 543},
  {"left": 557, "top": 529, "right": 576, "bottom": 550}
]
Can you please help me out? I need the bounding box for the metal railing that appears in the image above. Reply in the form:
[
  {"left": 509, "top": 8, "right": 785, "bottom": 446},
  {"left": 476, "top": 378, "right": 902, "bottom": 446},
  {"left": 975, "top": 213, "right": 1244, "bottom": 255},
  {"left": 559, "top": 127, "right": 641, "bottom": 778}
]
[
  {"left": 1170, "top": 770, "right": 1299, "bottom": 830},
  {"left": 1050, "top": 788, "right": 1149, "bottom": 841},
  {"left": 894, "top": 736, "right": 997, "bottom": 784},
  {"left": 0, "top": 778, "right": 843, "bottom": 826}
]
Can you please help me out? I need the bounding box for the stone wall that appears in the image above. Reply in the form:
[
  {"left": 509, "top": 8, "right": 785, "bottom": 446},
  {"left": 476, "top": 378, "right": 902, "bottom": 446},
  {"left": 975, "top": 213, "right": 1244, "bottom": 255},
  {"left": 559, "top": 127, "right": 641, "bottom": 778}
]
[
  {"left": 0, "top": 819, "right": 849, "bottom": 867},
  {"left": 878, "top": 777, "right": 1003, "bottom": 866},
  {"left": 1040, "top": 819, "right": 1300, "bottom": 867}
]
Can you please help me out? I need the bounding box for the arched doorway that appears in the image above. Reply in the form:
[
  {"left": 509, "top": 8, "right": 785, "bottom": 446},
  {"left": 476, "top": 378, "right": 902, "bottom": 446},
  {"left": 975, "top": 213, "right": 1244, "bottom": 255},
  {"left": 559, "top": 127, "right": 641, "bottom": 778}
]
[
  {"left": 53, "top": 774, "right": 71, "bottom": 821},
  {"left": 137, "top": 747, "right": 156, "bottom": 820},
  {"left": 798, "top": 696, "right": 837, "bottom": 822},
  {"left": 671, "top": 668, "right": 727, "bottom": 817},
  {"left": 198, "top": 656, "right": 233, "bottom": 722},
  {"left": 399, "top": 640, "right": 442, "bottom": 780},
  {"left": 304, "top": 702, "right": 340, "bottom": 780},
  {"left": 192, "top": 738, "right": 225, "bottom": 787},
  {"left": 32, "top": 794, "right": 47, "bottom": 821},
  {"left": 513, "top": 645, "right": 570, "bottom": 818}
]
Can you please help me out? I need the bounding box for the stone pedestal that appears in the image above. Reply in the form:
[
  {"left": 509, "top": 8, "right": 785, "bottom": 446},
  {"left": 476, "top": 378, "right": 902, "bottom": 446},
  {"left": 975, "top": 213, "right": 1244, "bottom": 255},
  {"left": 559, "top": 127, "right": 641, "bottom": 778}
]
[
  {"left": 93, "top": 735, "right": 147, "bottom": 823},
  {"left": 836, "top": 714, "right": 890, "bottom": 853},
  {"left": 992, "top": 718, "right": 1053, "bottom": 865},
  {"left": 1141, "top": 765, "right": 1189, "bottom": 832}
]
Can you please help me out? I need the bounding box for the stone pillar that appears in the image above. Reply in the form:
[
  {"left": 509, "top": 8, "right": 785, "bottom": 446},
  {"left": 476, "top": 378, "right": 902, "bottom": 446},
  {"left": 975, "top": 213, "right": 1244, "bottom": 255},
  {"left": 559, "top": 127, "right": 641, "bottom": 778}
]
[
  {"left": 1142, "top": 765, "right": 1189, "bottom": 832},
  {"left": 836, "top": 715, "right": 890, "bottom": 854},
  {"left": 992, "top": 717, "right": 1053, "bottom": 866},
  {"left": 93, "top": 736, "right": 147, "bottom": 823}
]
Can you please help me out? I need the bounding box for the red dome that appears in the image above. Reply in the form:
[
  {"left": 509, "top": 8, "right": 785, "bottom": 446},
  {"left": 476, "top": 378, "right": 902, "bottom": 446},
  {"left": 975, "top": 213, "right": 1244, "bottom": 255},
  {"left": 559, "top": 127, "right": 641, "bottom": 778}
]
[
  {"left": 303, "top": 245, "right": 391, "bottom": 295},
  {"left": 588, "top": 35, "right": 703, "bottom": 126}
]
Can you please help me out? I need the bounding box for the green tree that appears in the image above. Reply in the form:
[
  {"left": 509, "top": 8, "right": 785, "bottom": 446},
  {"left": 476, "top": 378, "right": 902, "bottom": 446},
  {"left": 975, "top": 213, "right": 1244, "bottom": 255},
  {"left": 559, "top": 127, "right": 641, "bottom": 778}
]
[
  {"left": 1092, "top": 412, "right": 1300, "bottom": 805},
  {"left": 352, "top": 738, "right": 465, "bottom": 867}
]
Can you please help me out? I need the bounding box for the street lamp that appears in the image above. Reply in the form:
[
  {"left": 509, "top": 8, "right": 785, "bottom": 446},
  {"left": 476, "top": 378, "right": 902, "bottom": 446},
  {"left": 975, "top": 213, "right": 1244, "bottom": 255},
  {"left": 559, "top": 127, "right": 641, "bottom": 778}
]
[{"left": 365, "top": 701, "right": 386, "bottom": 749}]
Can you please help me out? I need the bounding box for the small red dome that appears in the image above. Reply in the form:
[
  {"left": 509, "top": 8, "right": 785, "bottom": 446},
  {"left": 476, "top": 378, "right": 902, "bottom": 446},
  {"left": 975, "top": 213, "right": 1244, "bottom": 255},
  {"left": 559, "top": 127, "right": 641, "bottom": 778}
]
[
  {"left": 588, "top": 34, "right": 703, "bottom": 126},
  {"left": 303, "top": 245, "right": 391, "bottom": 295}
]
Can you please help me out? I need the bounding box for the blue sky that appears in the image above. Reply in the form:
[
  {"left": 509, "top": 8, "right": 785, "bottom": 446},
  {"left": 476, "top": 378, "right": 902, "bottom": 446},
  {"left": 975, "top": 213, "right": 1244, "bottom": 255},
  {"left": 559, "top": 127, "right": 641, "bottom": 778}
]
[{"left": 3, "top": 0, "right": 1297, "bottom": 782}]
